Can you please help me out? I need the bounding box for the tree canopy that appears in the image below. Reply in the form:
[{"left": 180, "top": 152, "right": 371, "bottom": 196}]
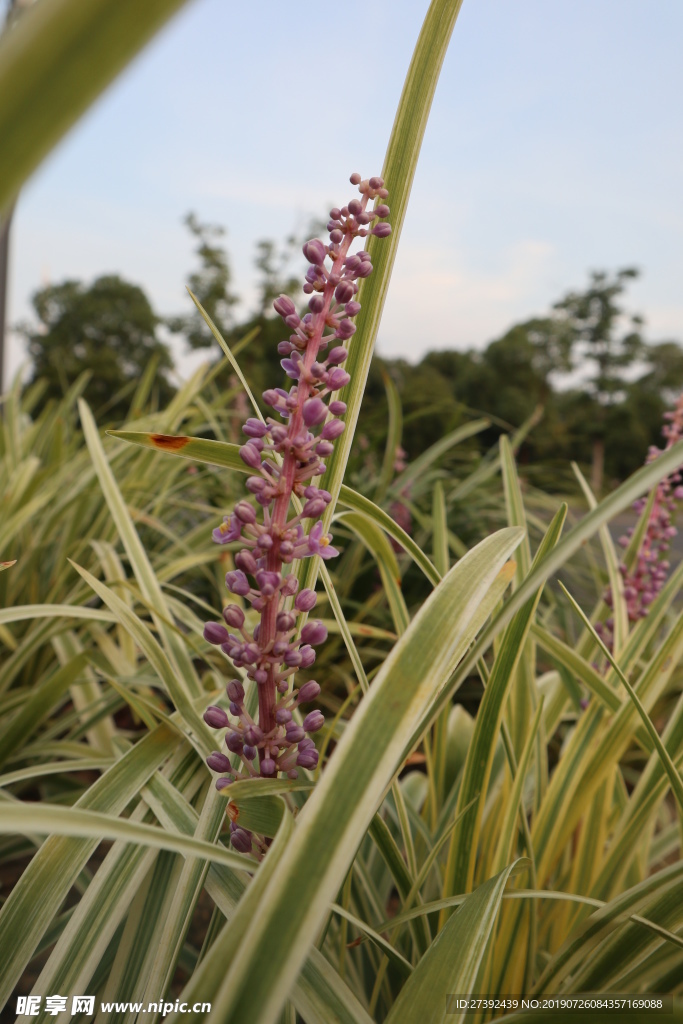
[{"left": 22, "top": 274, "right": 175, "bottom": 421}]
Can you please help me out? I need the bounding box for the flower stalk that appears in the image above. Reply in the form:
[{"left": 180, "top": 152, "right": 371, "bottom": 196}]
[{"left": 201, "top": 174, "right": 390, "bottom": 846}]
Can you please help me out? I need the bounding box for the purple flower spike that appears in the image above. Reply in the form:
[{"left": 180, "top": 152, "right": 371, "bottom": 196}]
[
  {"left": 204, "top": 174, "right": 390, "bottom": 784},
  {"left": 600, "top": 391, "right": 683, "bottom": 652}
]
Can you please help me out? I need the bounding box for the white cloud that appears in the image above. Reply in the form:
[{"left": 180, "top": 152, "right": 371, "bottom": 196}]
[{"left": 378, "top": 238, "right": 557, "bottom": 361}]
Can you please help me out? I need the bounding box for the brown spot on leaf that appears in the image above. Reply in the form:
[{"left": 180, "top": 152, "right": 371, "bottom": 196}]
[
  {"left": 226, "top": 802, "right": 239, "bottom": 822},
  {"left": 150, "top": 433, "right": 190, "bottom": 451}
]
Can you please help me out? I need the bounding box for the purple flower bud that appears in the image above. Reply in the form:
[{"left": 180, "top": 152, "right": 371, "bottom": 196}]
[
  {"left": 260, "top": 757, "right": 276, "bottom": 775},
  {"left": 284, "top": 648, "right": 303, "bottom": 667},
  {"left": 274, "top": 295, "right": 296, "bottom": 318},
  {"left": 335, "top": 280, "right": 355, "bottom": 303},
  {"left": 206, "top": 751, "right": 232, "bottom": 773},
  {"left": 297, "top": 680, "right": 321, "bottom": 703},
  {"left": 234, "top": 501, "right": 257, "bottom": 524},
  {"left": 230, "top": 828, "right": 252, "bottom": 853},
  {"left": 301, "top": 620, "right": 328, "bottom": 646},
  {"left": 243, "top": 418, "right": 268, "bottom": 438},
  {"left": 255, "top": 569, "right": 280, "bottom": 592},
  {"left": 303, "top": 397, "right": 328, "bottom": 426},
  {"left": 328, "top": 368, "right": 351, "bottom": 390},
  {"left": 223, "top": 604, "right": 245, "bottom": 629},
  {"left": 225, "top": 571, "right": 251, "bottom": 596},
  {"left": 372, "top": 223, "right": 392, "bottom": 238},
  {"left": 315, "top": 440, "right": 334, "bottom": 456},
  {"left": 297, "top": 748, "right": 319, "bottom": 770},
  {"left": 302, "top": 498, "right": 327, "bottom": 519},
  {"left": 253, "top": 668, "right": 268, "bottom": 684},
  {"left": 215, "top": 777, "right": 232, "bottom": 791},
  {"left": 330, "top": 229, "right": 343, "bottom": 244},
  {"left": 235, "top": 549, "right": 258, "bottom": 574},
  {"left": 286, "top": 723, "right": 305, "bottom": 743},
  {"left": 329, "top": 400, "right": 347, "bottom": 415},
  {"left": 276, "top": 611, "right": 296, "bottom": 632},
  {"left": 281, "top": 574, "right": 299, "bottom": 596},
  {"left": 309, "top": 295, "right": 325, "bottom": 313},
  {"left": 226, "top": 731, "right": 244, "bottom": 753},
  {"left": 244, "top": 725, "right": 263, "bottom": 745},
  {"left": 299, "top": 645, "right": 316, "bottom": 667},
  {"left": 229, "top": 700, "right": 241, "bottom": 716},
  {"left": 262, "top": 388, "right": 283, "bottom": 407},
  {"left": 303, "top": 710, "right": 325, "bottom": 733},
  {"left": 336, "top": 319, "right": 356, "bottom": 340},
  {"left": 239, "top": 443, "right": 262, "bottom": 469},
  {"left": 328, "top": 346, "right": 348, "bottom": 365},
  {"left": 375, "top": 203, "right": 390, "bottom": 217},
  {"left": 242, "top": 744, "right": 257, "bottom": 761},
  {"left": 350, "top": 172, "right": 362, "bottom": 184},
  {"left": 321, "top": 419, "right": 345, "bottom": 440},
  {"left": 345, "top": 301, "right": 361, "bottom": 317},
  {"left": 348, "top": 199, "right": 362, "bottom": 216},
  {"left": 302, "top": 239, "right": 327, "bottom": 265},
  {"left": 295, "top": 588, "right": 317, "bottom": 612},
  {"left": 275, "top": 707, "right": 292, "bottom": 724},
  {"left": 204, "top": 622, "right": 230, "bottom": 646},
  {"left": 204, "top": 705, "right": 229, "bottom": 729},
  {"left": 356, "top": 261, "right": 373, "bottom": 278},
  {"left": 226, "top": 679, "right": 244, "bottom": 702},
  {"left": 369, "top": 176, "right": 384, "bottom": 188}
]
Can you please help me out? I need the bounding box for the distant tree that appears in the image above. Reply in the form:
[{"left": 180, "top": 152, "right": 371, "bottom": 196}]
[
  {"left": 167, "top": 214, "right": 238, "bottom": 348},
  {"left": 22, "top": 274, "right": 174, "bottom": 421},
  {"left": 551, "top": 268, "right": 645, "bottom": 492}
]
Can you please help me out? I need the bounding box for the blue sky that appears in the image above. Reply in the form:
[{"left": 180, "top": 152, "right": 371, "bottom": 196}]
[{"left": 7, "top": 0, "right": 683, "bottom": 381}]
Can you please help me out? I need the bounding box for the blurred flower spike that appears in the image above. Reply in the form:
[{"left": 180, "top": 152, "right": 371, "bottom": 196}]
[
  {"left": 201, "top": 174, "right": 391, "bottom": 848},
  {"left": 599, "top": 392, "right": 683, "bottom": 649}
]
